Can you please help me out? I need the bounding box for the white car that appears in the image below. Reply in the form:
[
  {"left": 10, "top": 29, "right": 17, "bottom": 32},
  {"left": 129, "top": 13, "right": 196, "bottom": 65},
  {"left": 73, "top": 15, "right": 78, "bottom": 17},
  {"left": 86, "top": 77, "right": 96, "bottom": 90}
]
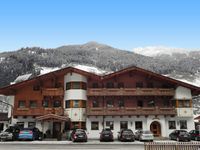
[
  {"left": 135, "top": 130, "right": 154, "bottom": 142},
  {"left": 0, "top": 129, "right": 13, "bottom": 141}
]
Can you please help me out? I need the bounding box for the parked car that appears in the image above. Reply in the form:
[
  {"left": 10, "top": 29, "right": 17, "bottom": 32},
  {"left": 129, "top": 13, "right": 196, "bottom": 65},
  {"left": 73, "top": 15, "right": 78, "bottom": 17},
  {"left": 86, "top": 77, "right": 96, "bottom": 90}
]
[
  {"left": 70, "top": 129, "right": 87, "bottom": 142},
  {"left": 117, "top": 129, "right": 135, "bottom": 142},
  {"left": 100, "top": 128, "right": 114, "bottom": 142},
  {"left": 0, "top": 125, "right": 21, "bottom": 141},
  {"left": 189, "top": 130, "right": 200, "bottom": 141},
  {"left": 135, "top": 130, "right": 154, "bottom": 142},
  {"left": 169, "top": 130, "right": 191, "bottom": 142},
  {"left": 18, "top": 127, "right": 43, "bottom": 141}
]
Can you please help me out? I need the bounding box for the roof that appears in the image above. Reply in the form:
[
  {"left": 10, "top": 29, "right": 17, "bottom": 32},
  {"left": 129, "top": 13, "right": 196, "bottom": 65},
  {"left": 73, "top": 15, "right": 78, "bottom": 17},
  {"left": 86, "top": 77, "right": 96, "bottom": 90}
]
[
  {"left": 11, "top": 73, "right": 32, "bottom": 84},
  {"left": 0, "top": 66, "right": 200, "bottom": 95},
  {"left": 36, "top": 114, "right": 69, "bottom": 121},
  {"left": 0, "top": 113, "right": 9, "bottom": 121}
]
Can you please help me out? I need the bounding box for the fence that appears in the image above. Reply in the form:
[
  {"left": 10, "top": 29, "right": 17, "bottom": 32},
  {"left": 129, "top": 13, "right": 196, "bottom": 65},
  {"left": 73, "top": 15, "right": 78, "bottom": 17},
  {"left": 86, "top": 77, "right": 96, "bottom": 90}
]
[{"left": 144, "top": 142, "right": 200, "bottom": 150}]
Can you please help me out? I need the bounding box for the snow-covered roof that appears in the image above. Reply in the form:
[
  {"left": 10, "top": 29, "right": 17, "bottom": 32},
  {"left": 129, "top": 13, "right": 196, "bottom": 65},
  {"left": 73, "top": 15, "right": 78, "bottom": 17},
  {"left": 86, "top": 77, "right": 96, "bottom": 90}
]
[{"left": 12, "top": 73, "right": 32, "bottom": 84}]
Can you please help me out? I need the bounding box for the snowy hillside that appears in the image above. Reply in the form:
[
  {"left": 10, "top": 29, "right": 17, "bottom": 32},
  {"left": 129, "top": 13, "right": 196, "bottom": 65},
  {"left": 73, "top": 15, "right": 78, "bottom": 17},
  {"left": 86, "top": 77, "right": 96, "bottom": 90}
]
[{"left": 133, "top": 46, "right": 188, "bottom": 57}]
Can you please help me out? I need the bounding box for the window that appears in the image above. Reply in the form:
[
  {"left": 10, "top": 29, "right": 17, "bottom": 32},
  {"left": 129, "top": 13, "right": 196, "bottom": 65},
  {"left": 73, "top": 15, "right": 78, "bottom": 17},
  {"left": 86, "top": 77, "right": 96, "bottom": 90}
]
[
  {"left": 168, "top": 121, "right": 176, "bottom": 129},
  {"left": 65, "top": 101, "right": 70, "bottom": 108},
  {"left": 28, "top": 122, "right": 36, "bottom": 128},
  {"left": 17, "top": 122, "right": 24, "bottom": 128},
  {"left": 106, "top": 121, "right": 114, "bottom": 130},
  {"left": 71, "top": 122, "right": 79, "bottom": 129},
  {"left": 180, "top": 120, "right": 187, "bottom": 129},
  {"left": 92, "top": 83, "right": 99, "bottom": 88},
  {"left": 91, "top": 122, "right": 99, "bottom": 130},
  {"left": 148, "top": 100, "right": 155, "bottom": 107},
  {"left": 120, "top": 121, "right": 128, "bottom": 130},
  {"left": 106, "top": 100, "right": 114, "bottom": 107},
  {"left": 92, "top": 100, "right": 99, "bottom": 107},
  {"left": 53, "top": 100, "right": 61, "bottom": 107},
  {"left": 33, "top": 85, "right": 40, "bottom": 91},
  {"left": 18, "top": 100, "right": 25, "bottom": 108},
  {"left": 178, "top": 100, "right": 190, "bottom": 108},
  {"left": 30, "top": 101, "right": 37, "bottom": 108},
  {"left": 73, "top": 82, "right": 81, "bottom": 89},
  {"left": 118, "top": 99, "right": 124, "bottom": 107},
  {"left": 106, "top": 82, "right": 114, "bottom": 88},
  {"left": 0, "top": 123, "right": 4, "bottom": 132},
  {"left": 66, "top": 83, "right": 71, "bottom": 90},
  {"left": 66, "top": 82, "right": 87, "bottom": 90},
  {"left": 136, "top": 82, "right": 143, "bottom": 88},
  {"left": 147, "top": 82, "right": 153, "bottom": 88},
  {"left": 82, "top": 101, "right": 86, "bottom": 108},
  {"left": 118, "top": 82, "right": 124, "bottom": 88},
  {"left": 135, "top": 121, "right": 143, "bottom": 130},
  {"left": 73, "top": 100, "right": 79, "bottom": 108},
  {"left": 43, "top": 100, "right": 49, "bottom": 107},
  {"left": 163, "top": 100, "right": 170, "bottom": 107},
  {"left": 137, "top": 100, "right": 143, "bottom": 107}
]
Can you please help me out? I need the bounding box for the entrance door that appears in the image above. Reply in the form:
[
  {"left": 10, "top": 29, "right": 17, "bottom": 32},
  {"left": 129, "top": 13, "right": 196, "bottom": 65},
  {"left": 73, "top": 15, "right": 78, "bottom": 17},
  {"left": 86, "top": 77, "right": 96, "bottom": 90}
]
[
  {"left": 150, "top": 121, "right": 161, "bottom": 137},
  {"left": 53, "top": 122, "right": 61, "bottom": 138}
]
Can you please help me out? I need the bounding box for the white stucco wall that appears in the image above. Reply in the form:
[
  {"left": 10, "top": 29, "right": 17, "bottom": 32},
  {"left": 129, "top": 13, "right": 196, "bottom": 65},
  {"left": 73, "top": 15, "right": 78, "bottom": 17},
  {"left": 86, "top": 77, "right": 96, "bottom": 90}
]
[
  {"left": 65, "top": 90, "right": 87, "bottom": 100},
  {"left": 174, "top": 86, "right": 192, "bottom": 100},
  {"left": 65, "top": 108, "right": 86, "bottom": 122},
  {"left": 86, "top": 115, "right": 195, "bottom": 139},
  {"left": 64, "top": 72, "right": 87, "bottom": 86}
]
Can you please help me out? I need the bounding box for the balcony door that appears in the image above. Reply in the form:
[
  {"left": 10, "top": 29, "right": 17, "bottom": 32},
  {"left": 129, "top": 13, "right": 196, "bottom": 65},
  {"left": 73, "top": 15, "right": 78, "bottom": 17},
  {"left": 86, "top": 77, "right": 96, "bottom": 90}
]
[{"left": 150, "top": 121, "right": 161, "bottom": 137}]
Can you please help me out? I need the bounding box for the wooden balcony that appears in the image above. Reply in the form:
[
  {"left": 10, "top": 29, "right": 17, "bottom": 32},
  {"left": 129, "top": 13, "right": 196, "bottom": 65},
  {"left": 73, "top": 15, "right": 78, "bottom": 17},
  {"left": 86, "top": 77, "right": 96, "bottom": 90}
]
[
  {"left": 42, "top": 88, "right": 64, "bottom": 96},
  {"left": 86, "top": 107, "right": 176, "bottom": 116},
  {"left": 14, "top": 107, "right": 64, "bottom": 116},
  {"left": 87, "top": 88, "right": 174, "bottom": 96}
]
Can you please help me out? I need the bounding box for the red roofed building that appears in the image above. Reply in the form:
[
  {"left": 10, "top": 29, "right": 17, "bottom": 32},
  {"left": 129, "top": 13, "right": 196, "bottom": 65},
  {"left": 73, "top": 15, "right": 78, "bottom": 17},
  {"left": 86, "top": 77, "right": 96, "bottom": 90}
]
[{"left": 0, "top": 66, "right": 199, "bottom": 138}]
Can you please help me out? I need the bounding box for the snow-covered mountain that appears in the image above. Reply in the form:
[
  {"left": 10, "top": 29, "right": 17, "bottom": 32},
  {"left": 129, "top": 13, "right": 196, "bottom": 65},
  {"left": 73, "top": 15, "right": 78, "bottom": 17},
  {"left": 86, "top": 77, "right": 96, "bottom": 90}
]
[{"left": 133, "top": 46, "right": 189, "bottom": 57}]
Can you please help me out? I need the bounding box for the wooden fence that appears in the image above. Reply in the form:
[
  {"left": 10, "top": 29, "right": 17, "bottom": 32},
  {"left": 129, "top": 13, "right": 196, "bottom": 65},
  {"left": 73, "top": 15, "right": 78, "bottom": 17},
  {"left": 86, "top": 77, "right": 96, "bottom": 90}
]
[{"left": 144, "top": 142, "right": 200, "bottom": 150}]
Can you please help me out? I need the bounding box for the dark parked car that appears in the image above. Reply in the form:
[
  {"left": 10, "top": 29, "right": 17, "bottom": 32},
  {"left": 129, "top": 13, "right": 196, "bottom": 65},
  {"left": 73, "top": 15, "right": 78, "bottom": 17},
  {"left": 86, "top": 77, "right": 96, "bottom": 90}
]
[
  {"left": 189, "top": 130, "right": 200, "bottom": 141},
  {"left": 70, "top": 129, "right": 87, "bottom": 142},
  {"left": 169, "top": 130, "right": 191, "bottom": 142},
  {"left": 117, "top": 129, "right": 135, "bottom": 142},
  {"left": 100, "top": 128, "right": 114, "bottom": 142},
  {"left": 18, "top": 127, "right": 43, "bottom": 141},
  {"left": 0, "top": 125, "right": 21, "bottom": 141}
]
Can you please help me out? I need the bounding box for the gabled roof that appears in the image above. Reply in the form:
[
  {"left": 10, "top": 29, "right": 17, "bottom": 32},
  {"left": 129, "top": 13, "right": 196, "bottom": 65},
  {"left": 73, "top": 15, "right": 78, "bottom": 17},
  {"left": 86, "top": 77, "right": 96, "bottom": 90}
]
[
  {"left": 103, "top": 66, "right": 200, "bottom": 92},
  {"left": 0, "top": 66, "right": 101, "bottom": 95},
  {"left": 0, "top": 66, "right": 200, "bottom": 95},
  {"left": 36, "top": 114, "right": 69, "bottom": 121}
]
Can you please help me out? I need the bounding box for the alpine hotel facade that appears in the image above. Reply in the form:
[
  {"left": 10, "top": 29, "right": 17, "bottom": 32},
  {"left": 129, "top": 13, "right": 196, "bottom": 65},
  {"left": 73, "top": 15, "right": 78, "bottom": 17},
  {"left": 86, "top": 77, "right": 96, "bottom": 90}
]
[{"left": 0, "top": 66, "right": 199, "bottom": 139}]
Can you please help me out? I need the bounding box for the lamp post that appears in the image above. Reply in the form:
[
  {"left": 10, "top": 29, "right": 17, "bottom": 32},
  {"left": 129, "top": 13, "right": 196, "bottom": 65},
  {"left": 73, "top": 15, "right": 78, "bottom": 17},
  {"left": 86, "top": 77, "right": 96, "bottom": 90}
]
[{"left": 0, "top": 100, "right": 13, "bottom": 124}]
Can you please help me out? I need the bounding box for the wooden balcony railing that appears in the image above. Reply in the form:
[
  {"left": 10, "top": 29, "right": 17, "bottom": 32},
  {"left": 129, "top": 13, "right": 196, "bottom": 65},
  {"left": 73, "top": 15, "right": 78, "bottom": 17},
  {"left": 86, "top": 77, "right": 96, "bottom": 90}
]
[
  {"left": 87, "top": 88, "right": 175, "bottom": 96},
  {"left": 42, "top": 88, "right": 64, "bottom": 96},
  {"left": 86, "top": 107, "right": 176, "bottom": 116},
  {"left": 14, "top": 107, "right": 64, "bottom": 116}
]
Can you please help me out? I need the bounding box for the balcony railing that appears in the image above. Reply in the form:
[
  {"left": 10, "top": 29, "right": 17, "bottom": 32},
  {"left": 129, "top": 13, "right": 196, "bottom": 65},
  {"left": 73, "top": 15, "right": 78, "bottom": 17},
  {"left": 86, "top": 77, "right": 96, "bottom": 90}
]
[
  {"left": 14, "top": 107, "right": 64, "bottom": 116},
  {"left": 86, "top": 107, "right": 176, "bottom": 116},
  {"left": 87, "top": 88, "right": 174, "bottom": 96},
  {"left": 42, "top": 88, "right": 64, "bottom": 96}
]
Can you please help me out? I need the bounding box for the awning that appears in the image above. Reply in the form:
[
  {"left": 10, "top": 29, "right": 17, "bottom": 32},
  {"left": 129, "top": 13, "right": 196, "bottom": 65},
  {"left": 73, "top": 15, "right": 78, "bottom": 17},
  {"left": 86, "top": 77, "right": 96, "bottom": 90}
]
[{"left": 36, "top": 114, "right": 69, "bottom": 122}]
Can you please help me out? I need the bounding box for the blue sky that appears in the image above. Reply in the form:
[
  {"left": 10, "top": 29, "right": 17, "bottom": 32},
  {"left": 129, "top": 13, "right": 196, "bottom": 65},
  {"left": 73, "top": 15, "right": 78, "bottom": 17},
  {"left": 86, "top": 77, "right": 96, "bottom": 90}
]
[{"left": 0, "top": 0, "right": 200, "bottom": 52}]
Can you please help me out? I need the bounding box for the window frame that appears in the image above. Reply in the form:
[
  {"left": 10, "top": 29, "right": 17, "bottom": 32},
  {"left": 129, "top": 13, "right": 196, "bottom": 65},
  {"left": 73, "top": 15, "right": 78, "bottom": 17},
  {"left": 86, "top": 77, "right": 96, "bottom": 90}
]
[{"left": 91, "top": 122, "right": 99, "bottom": 130}]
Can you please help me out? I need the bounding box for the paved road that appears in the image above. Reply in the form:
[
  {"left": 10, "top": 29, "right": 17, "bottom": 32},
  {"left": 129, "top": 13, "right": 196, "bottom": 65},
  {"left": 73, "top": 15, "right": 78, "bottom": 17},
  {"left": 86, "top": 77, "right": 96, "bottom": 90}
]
[{"left": 0, "top": 143, "right": 144, "bottom": 150}]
